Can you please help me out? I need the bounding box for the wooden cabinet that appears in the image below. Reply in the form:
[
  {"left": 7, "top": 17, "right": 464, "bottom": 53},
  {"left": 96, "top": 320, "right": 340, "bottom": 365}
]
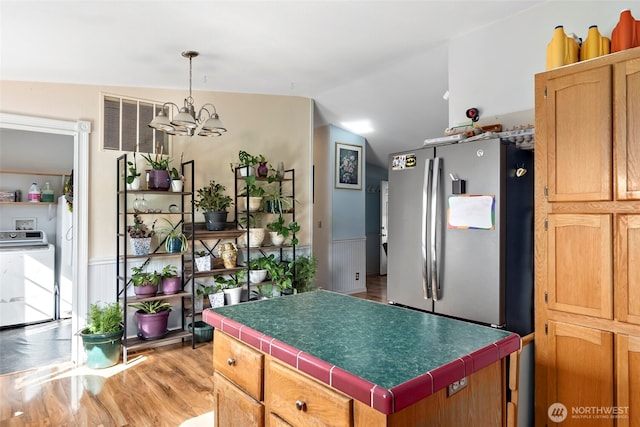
[
  {"left": 214, "top": 371, "right": 265, "bottom": 427},
  {"left": 535, "top": 46, "right": 640, "bottom": 425},
  {"left": 546, "top": 214, "right": 613, "bottom": 318},
  {"left": 616, "top": 334, "right": 640, "bottom": 426},
  {"left": 266, "top": 359, "right": 352, "bottom": 427}
]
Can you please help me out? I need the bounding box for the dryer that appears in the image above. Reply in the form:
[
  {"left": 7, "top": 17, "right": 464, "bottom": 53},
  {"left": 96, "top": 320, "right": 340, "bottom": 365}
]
[{"left": 0, "top": 230, "right": 55, "bottom": 328}]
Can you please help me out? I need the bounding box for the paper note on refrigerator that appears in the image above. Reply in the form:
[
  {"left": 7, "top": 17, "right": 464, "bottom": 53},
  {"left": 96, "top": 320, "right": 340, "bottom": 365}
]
[{"left": 447, "top": 195, "right": 495, "bottom": 230}]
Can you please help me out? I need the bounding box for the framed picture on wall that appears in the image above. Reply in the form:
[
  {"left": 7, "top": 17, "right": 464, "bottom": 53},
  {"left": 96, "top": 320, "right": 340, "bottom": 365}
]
[
  {"left": 335, "top": 142, "right": 362, "bottom": 190},
  {"left": 13, "top": 217, "right": 37, "bottom": 230}
]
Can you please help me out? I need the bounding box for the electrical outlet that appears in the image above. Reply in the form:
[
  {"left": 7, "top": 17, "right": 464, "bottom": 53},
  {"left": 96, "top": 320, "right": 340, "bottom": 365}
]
[
  {"left": 447, "top": 377, "right": 468, "bottom": 397},
  {"left": 356, "top": 272, "right": 360, "bottom": 280}
]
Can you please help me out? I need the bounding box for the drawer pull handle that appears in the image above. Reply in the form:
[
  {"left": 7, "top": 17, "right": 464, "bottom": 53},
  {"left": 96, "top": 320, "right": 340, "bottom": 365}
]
[
  {"left": 295, "top": 400, "right": 307, "bottom": 411},
  {"left": 227, "top": 358, "right": 236, "bottom": 366}
]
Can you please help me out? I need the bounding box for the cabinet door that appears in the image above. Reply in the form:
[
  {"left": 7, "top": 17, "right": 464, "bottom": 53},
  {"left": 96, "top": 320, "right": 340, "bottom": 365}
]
[
  {"left": 547, "top": 321, "right": 614, "bottom": 427},
  {"left": 547, "top": 214, "right": 613, "bottom": 318},
  {"left": 541, "top": 65, "right": 612, "bottom": 202},
  {"left": 614, "top": 56, "right": 640, "bottom": 200},
  {"left": 616, "top": 334, "right": 640, "bottom": 427},
  {"left": 213, "top": 329, "right": 264, "bottom": 400},
  {"left": 214, "top": 371, "right": 265, "bottom": 427},
  {"left": 615, "top": 215, "right": 640, "bottom": 325}
]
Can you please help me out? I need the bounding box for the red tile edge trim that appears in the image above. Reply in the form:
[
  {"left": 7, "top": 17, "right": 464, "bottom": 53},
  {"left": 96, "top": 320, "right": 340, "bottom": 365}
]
[{"left": 203, "top": 312, "right": 521, "bottom": 415}]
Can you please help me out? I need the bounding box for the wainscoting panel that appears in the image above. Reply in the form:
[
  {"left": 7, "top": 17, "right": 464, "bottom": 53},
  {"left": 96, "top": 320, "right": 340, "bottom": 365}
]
[{"left": 331, "top": 238, "right": 366, "bottom": 294}]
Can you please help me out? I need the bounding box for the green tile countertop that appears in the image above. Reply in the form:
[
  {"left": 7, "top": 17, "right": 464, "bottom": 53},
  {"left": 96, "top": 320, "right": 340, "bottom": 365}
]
[{"left": 203, "top": 290, "right": 520, "bottom": 414}]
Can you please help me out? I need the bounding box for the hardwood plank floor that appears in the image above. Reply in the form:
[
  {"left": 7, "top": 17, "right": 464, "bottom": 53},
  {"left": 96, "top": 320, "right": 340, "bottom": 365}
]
[{"left": 0, "top": 277, "right": 387, "bottom": 426}]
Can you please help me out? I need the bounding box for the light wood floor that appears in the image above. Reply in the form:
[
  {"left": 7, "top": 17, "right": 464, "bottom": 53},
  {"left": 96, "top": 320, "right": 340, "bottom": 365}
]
[{"left": 0, "top": 275, "right": 387, "bottom": 426}]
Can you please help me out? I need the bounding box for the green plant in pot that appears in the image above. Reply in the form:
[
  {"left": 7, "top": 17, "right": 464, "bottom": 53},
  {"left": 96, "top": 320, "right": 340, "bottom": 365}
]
[
  {"left": 160, "top": 264, "right": 181, "bottom": 295},
  {"left": 194, "top": 180, "right": 233, "bottom": 231},
  {"left": 238, "top": 175, "right": 266, "bottom": 213},
  {"left": 264, "top": 254, "right": 294, "bottom": 294},
  {"left": 292, "top": 255, "right": 318, "bottom": 293},
  {"left": 125, "top": 152, "right": 141, "bottom": 190},
  {"left": 141, "top": 150, "right": 171, "bottom": 190},
  {"left": 238, "top": 213, "right": 266, "bottom": 247},
  {"left": 128, "top": 300, "right": 172, "bottom": 340},
  {"left": 262, "top": 186, "right": 295, "bottom": 214},
  {"left": 131, "top": 260, "right": 161, "bottom": 298},
  {"left": 215, "top": 270, "right": 247, "bottom": 305},
  {"left": 128, "top": 214, "right": 156, "bottom": 255},
  {"left": 231, "top": 150, "right": 265, "bottom": 177},
  {"left": 159, "top": 218, "right": 188, "bottom": 254},
  {"left": 266, "top": 215, "right": 300, "bottom": 246},
  {"left": 78, "top": 301, "right": 124, "bottom": 369},
  {"left": 247, "top": 256, "right": 269, "bottom": 284}
]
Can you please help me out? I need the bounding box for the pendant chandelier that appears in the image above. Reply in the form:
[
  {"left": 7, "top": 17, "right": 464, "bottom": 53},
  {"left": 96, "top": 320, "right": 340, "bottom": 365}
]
[{"left": 148, "top": 51, "right": 226, "bottom": 137}]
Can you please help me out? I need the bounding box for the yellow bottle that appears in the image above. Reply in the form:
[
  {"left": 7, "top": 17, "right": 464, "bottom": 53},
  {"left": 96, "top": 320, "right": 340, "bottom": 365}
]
[
  {"left": 580, "top": 25, "right": 610, "bottom": 60},
  {"left": 546, "top": 25, "right": 579, "bottom": 70}
]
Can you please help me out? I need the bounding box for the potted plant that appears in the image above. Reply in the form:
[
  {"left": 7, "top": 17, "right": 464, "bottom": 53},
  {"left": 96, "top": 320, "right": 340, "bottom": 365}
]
[
  {"left": 231, "top": 150, "right": 265, "bottom": 177},
  {"left": 127, "top": 214, "right": 156, "bottom": 255},
  {"left": 215, "top": 270, "right": 246, "bottom": 305},
  {"left": 141, "top": 150, "right": 171, "bottom": 190},
  {"left": 247, "top": 256, "right": 269, "bottom": 284},
  {"left": 78, "top": 301, "right": 124, "bottom": 369},
  {"left": 160, "top": 264, "right": 181, "bottom": 295},
  {"left": 237, "top": 213, "right": 265, "bottom": 247},
  {"left": 266, "top": 215, "right": 300, "bottom": 246},
  {"left": 238, "top": 175, "right": 266, "bottom": 212},
  {"left": 168, "top": 167, "right": 184, "bottom": 192},
  {"left": 264, "top": 254, "right": 293, "bottom": 294},
  {"left": 194, "top": 180, "right": 233, "bottom": 231},
  {"left": 130, "top": 261, "right": 161, "bottom": 298},
  {"left": 128, "top": 300, "right": 172, "bottom": 340},
  {"left": 251, "top": 283, "right": 277, "bottom": 300},
  {"left": 126, "top": 152, "right": 141, "bottom": 190},
  {"left": 197, "top": 282, "right": 225, "bottom": 308},
  {"left": 292, "top": 255, "right": 318, "bottom": 293},
  {"left": 262, "top": 186, "right": 294, "bottom": 214},
  {"left": 194, "top": 250, "right": 211, "bottom": 272},
  {"left": 159, "top": 218, "right": 188, "bottom": 254}
]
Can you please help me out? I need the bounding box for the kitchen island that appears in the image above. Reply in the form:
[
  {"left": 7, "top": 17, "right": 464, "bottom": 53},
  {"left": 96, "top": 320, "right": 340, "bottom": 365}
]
[{"left": 203, "top": 290, "right": 520, "bottom": 426}]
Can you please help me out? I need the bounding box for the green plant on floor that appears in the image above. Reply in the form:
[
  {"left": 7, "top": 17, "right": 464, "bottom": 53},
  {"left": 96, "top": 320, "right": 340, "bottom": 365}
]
[
  {"left": 128, "top": 300, "right": 173, "bottom": 314},
  {"left": 84, "top": 301, "right": 123, "bottom": 334},
  {"left": 291, "top": 255, "right": 318, "bottom": 293}
]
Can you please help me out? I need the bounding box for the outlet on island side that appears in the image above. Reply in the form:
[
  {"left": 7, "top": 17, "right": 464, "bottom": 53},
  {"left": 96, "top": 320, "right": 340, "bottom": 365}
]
[{"left": 356, "top": 272, "right": 360, "bottom": 280}]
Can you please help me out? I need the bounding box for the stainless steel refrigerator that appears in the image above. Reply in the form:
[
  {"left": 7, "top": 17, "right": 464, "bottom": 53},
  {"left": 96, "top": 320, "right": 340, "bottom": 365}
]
[{"left": 386, "top": 137, "right": 533, "bottom": 336}]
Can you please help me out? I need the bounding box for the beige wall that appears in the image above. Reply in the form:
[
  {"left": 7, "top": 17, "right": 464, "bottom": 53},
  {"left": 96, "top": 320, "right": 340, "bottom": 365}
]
[{"left": 0, "top": 80, "right": 314, "bottom": 259}]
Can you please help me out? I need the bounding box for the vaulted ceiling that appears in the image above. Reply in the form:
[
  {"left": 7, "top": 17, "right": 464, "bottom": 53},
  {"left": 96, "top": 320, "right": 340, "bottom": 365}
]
[{"left": 0, "top": 1, "right": 543, "bottom": 167}]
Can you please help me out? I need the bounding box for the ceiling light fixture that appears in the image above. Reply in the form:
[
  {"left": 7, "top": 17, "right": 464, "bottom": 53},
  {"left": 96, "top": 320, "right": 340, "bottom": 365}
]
[{"left": 149, "top": 50, "right": 226, "bottom": 137}]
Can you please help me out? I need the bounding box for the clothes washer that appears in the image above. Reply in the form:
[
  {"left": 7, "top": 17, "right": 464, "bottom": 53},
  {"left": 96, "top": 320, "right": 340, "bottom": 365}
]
[{"left": 0, "top": 230, "right": 55, "bottom": 328}]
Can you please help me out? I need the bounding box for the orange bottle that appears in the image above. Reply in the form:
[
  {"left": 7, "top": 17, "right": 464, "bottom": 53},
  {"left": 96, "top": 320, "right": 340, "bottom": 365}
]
[
  {"left": 580, "top": 25, "right": 610, "bottom": 60},
  {"left": 611, "top": 9, "right": 640, "bottom": 52},
  {"left": 546, "top": 25, "right": 579, "bottom": 70}
]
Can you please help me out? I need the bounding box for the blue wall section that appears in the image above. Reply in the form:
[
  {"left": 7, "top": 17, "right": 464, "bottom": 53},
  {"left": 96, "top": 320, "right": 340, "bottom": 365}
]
[{"left": 330, "top": 126, "right": 366, "bottom": 239}]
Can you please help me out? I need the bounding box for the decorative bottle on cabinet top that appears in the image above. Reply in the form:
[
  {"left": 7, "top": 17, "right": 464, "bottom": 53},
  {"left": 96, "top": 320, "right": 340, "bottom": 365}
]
[
  {"left": 580, "top": 25, "right": 610, "bottom": 60},
  {"left": 611, "top": 9, "right": 640, "bottom": 52},
  {"left": 546, "top": 25, "right": 579, "bottom": 70}
]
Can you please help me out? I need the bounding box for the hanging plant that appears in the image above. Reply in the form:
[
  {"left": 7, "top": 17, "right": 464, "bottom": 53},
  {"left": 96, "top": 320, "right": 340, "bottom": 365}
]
[{"left": 64, "top": 169, "right": 74, "bottom": 212}]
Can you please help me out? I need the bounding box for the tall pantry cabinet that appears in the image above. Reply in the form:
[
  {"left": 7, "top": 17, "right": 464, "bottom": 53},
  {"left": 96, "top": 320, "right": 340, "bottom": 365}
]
[{"left": 535, "top": 46, "right": 640, "bottom": 426}]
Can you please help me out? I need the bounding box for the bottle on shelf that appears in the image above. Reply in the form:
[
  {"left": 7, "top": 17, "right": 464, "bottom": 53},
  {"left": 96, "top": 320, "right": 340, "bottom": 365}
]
[
  {"left": 27, "top": 182, "right": 41, "bottom": 202},
  {"left": 41, "top": 181, "right": 54, "bottom": 203}
]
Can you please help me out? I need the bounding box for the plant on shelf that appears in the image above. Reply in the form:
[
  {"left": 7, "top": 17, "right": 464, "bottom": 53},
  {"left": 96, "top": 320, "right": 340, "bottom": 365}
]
[
  {"left": 264, "top": 254, "right": 294, "bottom": 293},
  {"left": 292, "top": 255, "right": 318, "bottom": 293},
  {"left": 216, "top": 270, "right": 247, "bottom": 305},
  {"left": 141, "top": 146, "right": 172, "bottom": 190},
  {"left": 237, "top": 213, "right": 266, "bottom": 247},
  {"left": 230, "top": 150, "right": 266, "bottom": 173},
  {"left": 241, "top": 175, "right": 267, "bottom": 198},
  {"left": 159, "top": 218, "right": 188, "bottom": 253},
  {"left": 126, "top": 152, "right": 141, "bottom": 185},
  {"left": 266, "top": 215, "right": 300, "bottom": 246},
  {"left": 247, "top": 256, "right": 269, "bottom": 284},
  {"left": 131, "top": 261, "right": 161, "bottom": 298},
  {"left": 197, "top": 282, "right": 225, "bottom": 308},
  {"left": 141, "top": 151, "right": 171, "bottom": 171},
  {"left": 78, "top": 301, "right": 124, "bottom": 369},
  {"left": 262, "top": 186, "right": 294, "bottom": 214},
  {"left": 194, "top": 180, "right": 234, "bottom": 231},
  {"left": 160, "top": 264, "right": 181, "bottom": 295},
  {"left": 128, "top": 300, "right": 172, "bottom": 340},
  {"left": 128, "top": 214, "right": 156, "bottom": 255},
  {"left": 251, "top": 283, "right": 277, "bottom": 300}
]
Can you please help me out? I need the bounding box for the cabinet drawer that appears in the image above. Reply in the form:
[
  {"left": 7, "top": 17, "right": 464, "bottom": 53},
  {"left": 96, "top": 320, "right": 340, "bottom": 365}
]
[
  {"left": 213, "top": 329, "right": 264, "bottom": 401},
  {"left": 214, "top": 371, "right": 265, "bottom": 427},
  {"left": 266, "top": 359, "right": 352, "bottom": 427}
]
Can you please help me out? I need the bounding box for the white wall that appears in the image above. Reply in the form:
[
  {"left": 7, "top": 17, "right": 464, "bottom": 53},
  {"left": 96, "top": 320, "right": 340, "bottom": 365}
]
[{"left": 448, "top": 1, "right": 633, "bottom": 127}]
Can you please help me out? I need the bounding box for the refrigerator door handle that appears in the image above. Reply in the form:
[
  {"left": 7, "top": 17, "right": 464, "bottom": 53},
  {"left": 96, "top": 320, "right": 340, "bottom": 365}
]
[
  {"left": 422, "top": 158, "right": 433, "bottom": 299},
  {"left": 430, "top": 157, "right": 441, "bottom": 301}
]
